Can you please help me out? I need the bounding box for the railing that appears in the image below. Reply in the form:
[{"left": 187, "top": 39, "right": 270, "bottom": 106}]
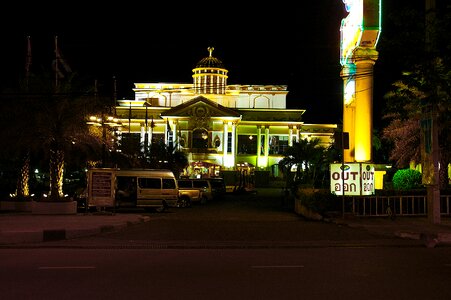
[{"left": 350, "top": 195, "right": 451, "bottom": 217}]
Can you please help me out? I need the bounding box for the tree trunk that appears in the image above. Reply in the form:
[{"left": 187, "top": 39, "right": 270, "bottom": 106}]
[
  {"left": 49, "top": 148, "right": 64, "bottom": 201},
  {"left": 15, "top": 152, "right": 30, "bottom": 199}
]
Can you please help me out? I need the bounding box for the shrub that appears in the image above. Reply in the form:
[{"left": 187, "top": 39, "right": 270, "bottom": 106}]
[
  {"left": 392, "top": 169, "right": 422, "bottom": 190},
  {"left": 297, "top": 188, "right": 341, "bottom": 214}
]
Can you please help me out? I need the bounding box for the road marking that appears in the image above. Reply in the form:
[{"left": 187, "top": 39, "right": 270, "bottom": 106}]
[
  {"left": 38, "top": 266, "right": 96, "bottom": 270},
  {"left": 251, "top": 265, "right": 304, "bottom": 268}
]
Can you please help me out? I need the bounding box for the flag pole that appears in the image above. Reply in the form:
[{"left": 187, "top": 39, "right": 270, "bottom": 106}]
[
  {"left": 25, "top": 36, "right": 32, "bottom": 90},
  {"left": 54, "top": 35, "right": 58, "bottom": 89}
]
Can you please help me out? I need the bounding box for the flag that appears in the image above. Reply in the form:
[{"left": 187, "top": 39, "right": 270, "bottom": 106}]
[
  {"left": 25, "top": 36, "right": 32, "bottom": 76},
  {"left": 52, "top": 36, "right": 72, "bottom": 81}
]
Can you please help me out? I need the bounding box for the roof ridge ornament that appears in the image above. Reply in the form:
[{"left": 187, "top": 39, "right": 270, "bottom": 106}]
[{"left": 207, "top": 47, "right": 214, "bottom": 57}]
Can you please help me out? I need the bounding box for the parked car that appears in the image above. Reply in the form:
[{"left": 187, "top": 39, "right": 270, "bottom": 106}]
[
  {"left": 177, "top": 185, "right": 203, "bottom": 207},
  {"left": 177, "top": 178, "right": 226, "bottom": 202},
  {"left": 177, "top": 179, "right": 209, "bottom": 204},
  {"left": 207, "top": 178, "right": 226, "bottom": 200}
]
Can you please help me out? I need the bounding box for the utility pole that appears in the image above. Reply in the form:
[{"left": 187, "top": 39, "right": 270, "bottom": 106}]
[{"left": 423, "top": 0, "right": 440, "bottom": 224}]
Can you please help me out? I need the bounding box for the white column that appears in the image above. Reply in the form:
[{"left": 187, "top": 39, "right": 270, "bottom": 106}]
[
  {"left": 257, "top": 126, "right": 262, "bottom": 166},
  {"left": 264, "top": 126, "right": 269, "bottom": 158},
  {"left": 146, "top": 127, "right": 151, "bottom": 148},
  {"left": 223, "top": 122, "right": 228, "bottom": 155},
  {"left": 165, "top": 120, "right": 171, "bottom": 145},
  {"left": 140, "top": 124, "right": 145, "bottom": 152},
  {"left": 288, "top": 127, "right": 293, "bottom": 147},
  {"left": 231, "top": 122, "right": 236, "bottom": 167},
  {"left": 172, "top": 122, "right": 177, "bottom": 146}
]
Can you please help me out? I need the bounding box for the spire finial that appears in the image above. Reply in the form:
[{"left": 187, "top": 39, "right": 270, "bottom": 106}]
[{"left": 207, "top": 47, "right": 214, "bottom": 57}]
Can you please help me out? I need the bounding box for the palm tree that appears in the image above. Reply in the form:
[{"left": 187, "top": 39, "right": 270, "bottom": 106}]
[
  {"left": 279, "top": 138, "right": 328, "bottom": 189},
  {"left": 382, "top": 58, "right": 450, "bottom": 188},
  {"left": 0, "top": 76, "right": 42, "bottom": 199},
  {"left": 380, "top": 1, "right": 450, "bottom": 189},
  {"left": 4, "top": 70, "right": 104, "bottom": 201}
]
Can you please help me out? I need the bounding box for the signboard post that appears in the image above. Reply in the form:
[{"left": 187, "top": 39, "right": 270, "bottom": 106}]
[
  {"left": 88, "top": 169, "right": 116, "bottom": 210},
  {"left": 330, "top": 163, "right": 375, "bottom": 196},
  {"left": 330, "top": 162, "right": 375, "bottom": 216}
]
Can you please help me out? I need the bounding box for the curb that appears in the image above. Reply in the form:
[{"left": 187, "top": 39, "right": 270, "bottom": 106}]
[{"left": 0, "top": 215, "right": 151, "bottom": 245}]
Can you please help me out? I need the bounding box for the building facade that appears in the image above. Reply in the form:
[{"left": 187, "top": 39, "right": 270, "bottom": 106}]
[{"left": 113, "top": 47, "right": 337, "bottom": 180}]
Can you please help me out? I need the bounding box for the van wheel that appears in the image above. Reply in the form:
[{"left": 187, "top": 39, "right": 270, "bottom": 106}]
[
  {"left": 178, "top": 197, "right": 190, "bottom": 208},
  {"left": 158, "top": 200, "right": 169, "bottom": 212},
  {"left": 200, "top": 196, "right": 208, "bottom": 204}
]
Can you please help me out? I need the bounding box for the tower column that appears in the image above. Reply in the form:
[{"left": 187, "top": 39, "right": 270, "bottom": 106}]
[
  {"left": 341, "top": 48, "right": 378, "bottom": 162},
  {"left": 341, "top": 64, "right": 356, "bottom": 162},
  {"left": 353, "top": 48, "right": 378, "bottom": 162}
]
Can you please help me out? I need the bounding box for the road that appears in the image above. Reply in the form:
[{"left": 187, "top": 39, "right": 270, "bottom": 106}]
[{"left": 2, "top": 189, "right": 451, "bottom": 299}]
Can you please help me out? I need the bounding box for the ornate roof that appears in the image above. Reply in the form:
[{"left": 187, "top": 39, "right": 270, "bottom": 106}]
[{"left": 195, "top": 47, "right": 224, "bottom": 69}]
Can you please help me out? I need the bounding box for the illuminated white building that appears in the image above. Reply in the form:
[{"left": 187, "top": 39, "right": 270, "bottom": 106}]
[{"left": 114, "top": 47, "right": 337, "bottom": 180}]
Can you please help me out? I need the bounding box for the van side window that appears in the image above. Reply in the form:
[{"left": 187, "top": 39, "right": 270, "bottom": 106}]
[
  {"left": 177, "top": 180, "right": 192, "bottom": 188},
  {"left": 193, "top": 180, "right": 208, "bottom": 189},
  {"left": 139, "top": 178, "right": 161, "bottom": 189},
  {"left": 162, "top": 178, "right": 176, "bottom": 189}
]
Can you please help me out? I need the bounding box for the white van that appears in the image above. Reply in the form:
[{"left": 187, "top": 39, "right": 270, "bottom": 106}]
[{"left": 87, "top": 168, "right": 179, "bottom": 211}]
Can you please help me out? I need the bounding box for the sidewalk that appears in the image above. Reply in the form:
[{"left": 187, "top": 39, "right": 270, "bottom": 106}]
[
  {"left": 329, "top": 215, "right": 451, "bottom": 248},
  {"left": 0, "top": 212, "right": 150, "bottom": 245}
]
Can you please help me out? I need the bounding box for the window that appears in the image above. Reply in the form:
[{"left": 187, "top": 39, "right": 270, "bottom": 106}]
[
  {"left": 279, "top": 136, "right": 289, "bottom": 153},
  {"left": 269, "top": 135, "right": 282, "bottom": 154},
  {"left": 192, "top": 180, "right": 209, "bottom": 189},
  {"left": 193, "top": 129, "right": 209, "bottom": 149},
  {"left": 238, "top": 135, "right": 257, "bottom": 154},
  {"left": 162, "top": 178, "right": 176, "bottom": 189},
  {"left": 177, "top": 180, "right": 192, "bottom": 188},
  {"left": 138, "top": 178, "right": 161, "bottom": 189}
]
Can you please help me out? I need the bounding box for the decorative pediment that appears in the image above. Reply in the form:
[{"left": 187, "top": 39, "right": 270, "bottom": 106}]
[{"left": 161, "top": 96, "right": 241, "bottom": 119}]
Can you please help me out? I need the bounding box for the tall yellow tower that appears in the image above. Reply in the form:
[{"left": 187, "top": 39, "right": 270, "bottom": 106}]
[{"left": 340, "top": 0, "right": 381, "bottom": 162}]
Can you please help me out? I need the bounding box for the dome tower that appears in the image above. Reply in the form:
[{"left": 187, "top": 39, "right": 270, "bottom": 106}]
[{"left": 192, "top": 47, "right": 228, "bottom": 95}]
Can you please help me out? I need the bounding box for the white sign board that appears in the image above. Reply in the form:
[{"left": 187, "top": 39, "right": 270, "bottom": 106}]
[
  {"left": 330, "top": 163, "right": 375, "bottom": 196},
  {"left": 88, "top": 170, "right": 115, "bottom": 207}
]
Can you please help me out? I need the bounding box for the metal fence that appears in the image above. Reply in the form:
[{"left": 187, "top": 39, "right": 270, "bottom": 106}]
[{"left": 350, "top": 195, "right": 451, "bottom": 217}]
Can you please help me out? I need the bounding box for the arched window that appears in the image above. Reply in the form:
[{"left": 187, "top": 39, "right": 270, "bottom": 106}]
[{"left": 192, "top": 128, "right": 209, "bottom": 149}]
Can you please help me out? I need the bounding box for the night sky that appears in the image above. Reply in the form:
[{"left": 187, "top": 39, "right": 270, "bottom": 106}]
[{"left": 0, "top": 1, "right": 427, "bottom": 129}]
